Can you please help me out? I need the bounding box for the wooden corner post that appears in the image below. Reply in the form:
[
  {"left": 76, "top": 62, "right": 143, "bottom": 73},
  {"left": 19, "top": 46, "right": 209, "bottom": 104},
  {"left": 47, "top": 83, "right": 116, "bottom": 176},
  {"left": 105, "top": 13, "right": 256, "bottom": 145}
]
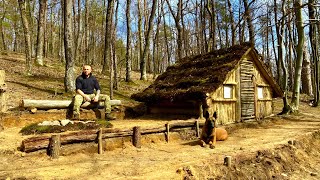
[
  {"left": 133, "top": 126, "right": 141, "bottom": 148},
  {"left": 0, "top": 70, "right": 7, "bottom": 112}
]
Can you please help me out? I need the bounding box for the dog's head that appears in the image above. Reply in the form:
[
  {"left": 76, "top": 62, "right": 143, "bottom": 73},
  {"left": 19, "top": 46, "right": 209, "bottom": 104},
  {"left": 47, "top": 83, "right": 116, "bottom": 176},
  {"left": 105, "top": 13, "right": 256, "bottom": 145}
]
[{"left": 204, "top": 110, "right": 217, "bottom": 129}]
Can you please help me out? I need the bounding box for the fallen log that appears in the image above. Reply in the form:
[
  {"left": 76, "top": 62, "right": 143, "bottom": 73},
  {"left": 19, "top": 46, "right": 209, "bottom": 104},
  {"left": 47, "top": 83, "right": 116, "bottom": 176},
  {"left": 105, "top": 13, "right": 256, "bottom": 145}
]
[
  {"left": 20, "top": 119, "right": 205, "bottom": 152},
  {"left": 21, "top": 99, "right": 122, "bottom": 110}
]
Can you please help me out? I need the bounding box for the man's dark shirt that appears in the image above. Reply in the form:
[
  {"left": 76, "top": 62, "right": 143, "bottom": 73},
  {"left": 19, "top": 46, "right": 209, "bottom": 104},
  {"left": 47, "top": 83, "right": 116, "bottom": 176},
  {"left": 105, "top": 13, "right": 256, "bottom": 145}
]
[{"left": 76, "top": 73, "right": 100, "bottom": 94}]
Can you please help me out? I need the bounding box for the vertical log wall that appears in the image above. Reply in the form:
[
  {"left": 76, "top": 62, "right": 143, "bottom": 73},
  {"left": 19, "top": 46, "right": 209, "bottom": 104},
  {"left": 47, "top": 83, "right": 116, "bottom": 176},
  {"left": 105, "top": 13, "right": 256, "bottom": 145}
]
[{"left": 240, "top": 57, "right": 255, "bottom": 120}]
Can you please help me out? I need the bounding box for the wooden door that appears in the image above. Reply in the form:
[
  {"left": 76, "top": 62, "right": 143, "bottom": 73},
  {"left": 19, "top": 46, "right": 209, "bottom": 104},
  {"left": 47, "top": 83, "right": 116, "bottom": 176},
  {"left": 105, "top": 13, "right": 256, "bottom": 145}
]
[{"left": 240, "top": 59, "right": 255, "bottom": 120}]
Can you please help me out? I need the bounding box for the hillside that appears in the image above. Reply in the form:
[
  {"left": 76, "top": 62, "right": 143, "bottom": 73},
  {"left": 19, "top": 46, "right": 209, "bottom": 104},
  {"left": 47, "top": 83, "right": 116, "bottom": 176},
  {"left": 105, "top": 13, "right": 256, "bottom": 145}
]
[{"left": 0, "top": 52, "right": 320, "bottom": 179}]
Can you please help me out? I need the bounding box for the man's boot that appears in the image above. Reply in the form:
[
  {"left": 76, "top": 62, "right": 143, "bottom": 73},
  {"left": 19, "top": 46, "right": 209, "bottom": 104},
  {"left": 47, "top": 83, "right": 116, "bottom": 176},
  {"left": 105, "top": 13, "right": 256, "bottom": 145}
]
[{"left": 105, "top": 113, "right": 116, "bottom": 120}]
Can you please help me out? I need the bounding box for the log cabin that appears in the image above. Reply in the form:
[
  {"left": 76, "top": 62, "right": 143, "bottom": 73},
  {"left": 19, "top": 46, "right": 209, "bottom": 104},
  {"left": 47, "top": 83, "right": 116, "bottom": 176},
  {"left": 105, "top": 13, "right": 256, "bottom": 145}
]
[{"left": 131, "top": 43, "right": 283, "bottom": 124}]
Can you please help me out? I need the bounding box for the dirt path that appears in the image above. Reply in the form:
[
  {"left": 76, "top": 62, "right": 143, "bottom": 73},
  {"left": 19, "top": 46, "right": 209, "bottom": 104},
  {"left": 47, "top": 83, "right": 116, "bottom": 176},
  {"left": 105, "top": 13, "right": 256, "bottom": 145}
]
[{"left": 1, "top": 100, "right": 320, "bottom": 179}]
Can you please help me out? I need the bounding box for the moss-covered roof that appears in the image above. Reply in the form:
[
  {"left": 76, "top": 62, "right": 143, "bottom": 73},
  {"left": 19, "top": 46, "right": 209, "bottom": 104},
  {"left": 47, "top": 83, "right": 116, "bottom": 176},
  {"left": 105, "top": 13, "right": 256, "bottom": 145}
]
[{"left": 132, "top": 43, "right": 280, "bottom": 104}]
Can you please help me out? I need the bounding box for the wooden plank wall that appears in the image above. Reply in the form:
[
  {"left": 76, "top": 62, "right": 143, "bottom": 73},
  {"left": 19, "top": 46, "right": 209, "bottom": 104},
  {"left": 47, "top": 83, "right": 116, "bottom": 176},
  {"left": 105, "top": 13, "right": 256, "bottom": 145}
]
[{"left": 253, "top": 64, "right": 273, "bottom": 118}]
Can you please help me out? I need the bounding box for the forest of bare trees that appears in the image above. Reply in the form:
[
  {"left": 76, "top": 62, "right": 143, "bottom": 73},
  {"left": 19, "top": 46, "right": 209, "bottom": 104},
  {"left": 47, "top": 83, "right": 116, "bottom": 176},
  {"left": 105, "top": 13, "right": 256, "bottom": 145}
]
[{"left": 1, "top": 0, "right": 319, "bottom": 112}]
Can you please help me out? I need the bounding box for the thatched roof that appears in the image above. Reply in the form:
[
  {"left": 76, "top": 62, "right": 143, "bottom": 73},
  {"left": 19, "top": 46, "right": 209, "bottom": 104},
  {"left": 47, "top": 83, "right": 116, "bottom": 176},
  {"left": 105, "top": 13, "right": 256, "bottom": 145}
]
[{"left": 132, "top": 43, "right": 282, "bottom": 104}]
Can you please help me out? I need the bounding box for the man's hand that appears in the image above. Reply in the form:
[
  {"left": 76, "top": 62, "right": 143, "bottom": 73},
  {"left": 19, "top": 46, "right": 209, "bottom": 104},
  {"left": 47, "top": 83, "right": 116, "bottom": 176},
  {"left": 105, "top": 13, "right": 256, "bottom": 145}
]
[
  {"left": 92, "top": 96, "right": 99, "bottom": 102},
  {"left": 84, "top": 95, "right": 91, "bottom": 102}
]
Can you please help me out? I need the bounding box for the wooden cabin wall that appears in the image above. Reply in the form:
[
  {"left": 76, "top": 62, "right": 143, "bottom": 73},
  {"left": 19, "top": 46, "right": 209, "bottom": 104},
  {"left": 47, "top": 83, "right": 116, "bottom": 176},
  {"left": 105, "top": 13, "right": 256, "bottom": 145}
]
[
  {"left": 206, "top": 67, "right": 240, "bottom": 125},
  {"left": 252, "top": 56, "right": 274, "bottom": 118}
]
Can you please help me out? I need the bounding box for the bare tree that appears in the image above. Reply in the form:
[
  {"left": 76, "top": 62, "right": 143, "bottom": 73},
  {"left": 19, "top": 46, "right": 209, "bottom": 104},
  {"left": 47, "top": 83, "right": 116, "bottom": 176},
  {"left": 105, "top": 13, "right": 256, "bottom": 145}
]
[
  {"left": 35, "top": 0, "right": 47, "bottom": 66},
  {"left": 102, "top": 0, "right": 114, "bottom": 74},
  {"left": 205, "top": 0, "right": 216, "bottom": 50},
  {"left": 227, "top": 0, "right": 236, "bottom": 46},
  {"left": 0, "top": 1, "right": 7, "bottom": 51},
  {"left": 243, "top": 0, "right": 255, "bottom": 46},
  {"left": 63, "top": 0, "right": 75, "bottom": 92},
  {"left": 290, "top": 0, "right": 305, "bottom": 112},
  {"left": 166, "top": 0, "right": 183, "bottom": 61},
  {"left": 18, "top": 0, "right": 32, "bottom": 75},
  {"left": 84, "top": 0, "right": 90, "bottom": 64},
  {"left": 125, "top": 0, "right": 132, "bottom": 82},
  {"left": 308, "top": 0, "right": 320, "bottom": 106},
  {"left": 302, "top": 41, "right": 313, "bottom": 97},
  {"left": 140, "top": 0, "right": 157, "bottom": 80}
]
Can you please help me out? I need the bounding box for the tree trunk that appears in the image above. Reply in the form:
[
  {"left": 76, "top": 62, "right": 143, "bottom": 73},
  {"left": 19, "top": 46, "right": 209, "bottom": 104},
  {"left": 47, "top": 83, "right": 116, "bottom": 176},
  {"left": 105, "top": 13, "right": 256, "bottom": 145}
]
[
  {"left": 84, "top": 0, "right": 90, "bottom": 64},
  {"left": 162, "top": 1, "right": 171, "bottom": 66},
  {"left": 26, "top": 0, "right": 35, "bottom": 57},
  {"left": 0, "top": 1, "right": 7, "bottom": 51},
  {"left": 227, "top": 0, "right": 235, "bottom": 46},
  {"left": 290, "top": 0, "right": 305, "bottom": 112},
  {"left": 18, "top": 0, "right": 32, "bottom": 75},
  {"left": 137, "top": 0, "right": 143, "bottom": 71},
  {"left": 302, "top": 41, "right": 313, "bottom": 96},
  {"left": 166, "top": 0, "right": 183, "bottom": 61},
  {"left": 35, "top": 0, "right": 47, "bottom": 66},
  {"left": 140, "top": 0, "right": 157, "bottom": 80},
  {"left": 243, "top": 0, "right": 255, "bottom": 46},
  {"left": 308, "top": 0, "right": 320, "bottom": 106},
  {"left": 108, "top": 0, "right": 115, "bottom": 99},
  {"left": 205, "top": 0, "right": 216, "bottom": 50},
  {"left": 102, "top": 0, "right": 114, "bottom": 74},
  {"left": 63, "top": 0, "right": 75, "bottom": 92},
  {"left": 125, "top": 0, "right": 132, "bottom": 82},
  {"left": 112, "top": 0, "right": 119, "bottom": 90},
  {"left": 275, "top": 0, "right": 290, "bottom": 114}
]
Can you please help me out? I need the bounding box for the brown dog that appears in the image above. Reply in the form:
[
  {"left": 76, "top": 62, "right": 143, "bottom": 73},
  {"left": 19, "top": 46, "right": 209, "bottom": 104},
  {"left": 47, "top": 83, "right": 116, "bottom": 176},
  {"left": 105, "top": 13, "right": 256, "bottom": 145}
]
[{"left": 200, "top": 111, "right": 228, "bottom": 149}]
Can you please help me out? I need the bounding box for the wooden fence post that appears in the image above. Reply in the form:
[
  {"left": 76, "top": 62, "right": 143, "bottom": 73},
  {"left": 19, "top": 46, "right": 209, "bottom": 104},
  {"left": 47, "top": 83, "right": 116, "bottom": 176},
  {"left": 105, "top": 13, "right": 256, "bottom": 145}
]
[
  {"left": 48, "top": 134, "right": 61, "bottom": 159},
  {"left": 165, "top": 123, "right": 170, "bottom": 142},
  {"left": 0, "top": 70, "right": 7, "bottom": 112},
  {"left": 199, "top": 103, "right": 203, "bottom": 119},
  {"left": 98, "top": 128, "right": 103, "bottom": 154},
  {"left": 133, "top": 126, "right": 141, "bottom": 148},
  {"left": 195, "top": 120, "right": 200, "bottom": 138},
  {"left": 224, "top": 156, "right": 232, "bottom": 167}
]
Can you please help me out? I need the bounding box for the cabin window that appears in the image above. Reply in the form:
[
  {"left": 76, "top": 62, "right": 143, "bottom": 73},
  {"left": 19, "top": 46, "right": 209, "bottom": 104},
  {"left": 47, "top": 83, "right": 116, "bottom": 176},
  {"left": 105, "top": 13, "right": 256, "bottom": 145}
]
[
  {"left": 258, "top": 87, "right": 263, "bottom": 99},
  {"left": 223, "top": 85, "right": 233, "bottom": 99}
]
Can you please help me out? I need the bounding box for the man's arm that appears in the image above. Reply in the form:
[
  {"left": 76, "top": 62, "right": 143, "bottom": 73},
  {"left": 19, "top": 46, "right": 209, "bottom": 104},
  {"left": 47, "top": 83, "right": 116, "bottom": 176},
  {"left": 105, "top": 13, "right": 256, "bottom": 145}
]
[{"left": 92, "top": 89, "right": 100, "bottom": 102}]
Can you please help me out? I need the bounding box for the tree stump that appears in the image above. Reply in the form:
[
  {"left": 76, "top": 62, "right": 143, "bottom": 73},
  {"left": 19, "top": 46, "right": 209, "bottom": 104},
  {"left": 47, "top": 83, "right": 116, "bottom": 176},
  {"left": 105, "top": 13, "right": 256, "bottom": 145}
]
[
  {"left": 0, "top": 70, "right": 7, "bottom": 112},
  {"left": 132, "top": 126, "right": 141, "bottom": 148},
  {"left": 48, "top": 134, "right": 61, "bottom": 159}
]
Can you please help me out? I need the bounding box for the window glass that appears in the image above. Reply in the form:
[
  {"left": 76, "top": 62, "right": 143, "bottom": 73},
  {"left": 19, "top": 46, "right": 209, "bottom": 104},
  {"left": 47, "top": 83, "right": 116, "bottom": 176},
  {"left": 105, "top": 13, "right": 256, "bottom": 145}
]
[
  {"left": 258, "top": 87, "right": 263, "bottom": 99},
  {"left": 224, "top": 85, "right": 233, "bottom": 99}
]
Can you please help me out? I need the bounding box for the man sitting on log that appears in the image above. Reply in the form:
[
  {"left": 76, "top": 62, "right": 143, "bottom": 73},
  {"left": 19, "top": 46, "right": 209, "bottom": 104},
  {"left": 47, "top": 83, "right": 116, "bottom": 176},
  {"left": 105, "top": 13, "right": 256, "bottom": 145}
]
[{"left": 73, "top": 65, "right": 116, "bottom": 120}]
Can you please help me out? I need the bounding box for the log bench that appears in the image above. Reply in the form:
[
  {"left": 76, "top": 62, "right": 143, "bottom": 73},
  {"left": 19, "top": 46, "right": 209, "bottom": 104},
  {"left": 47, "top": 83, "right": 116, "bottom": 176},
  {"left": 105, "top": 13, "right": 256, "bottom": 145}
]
[
  {"left": 21, "top": 99, "right": 122, "bottom": 110},
  {"left": 21, "top": 99, "right": 122, "bottom": 118}
]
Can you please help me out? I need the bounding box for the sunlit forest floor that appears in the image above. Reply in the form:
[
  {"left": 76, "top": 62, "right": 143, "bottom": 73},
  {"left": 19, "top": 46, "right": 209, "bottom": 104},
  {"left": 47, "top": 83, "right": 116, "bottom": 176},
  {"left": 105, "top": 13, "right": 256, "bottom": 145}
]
[{"left": 0, "top": 52, "right": 320, "bottom": 179}]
